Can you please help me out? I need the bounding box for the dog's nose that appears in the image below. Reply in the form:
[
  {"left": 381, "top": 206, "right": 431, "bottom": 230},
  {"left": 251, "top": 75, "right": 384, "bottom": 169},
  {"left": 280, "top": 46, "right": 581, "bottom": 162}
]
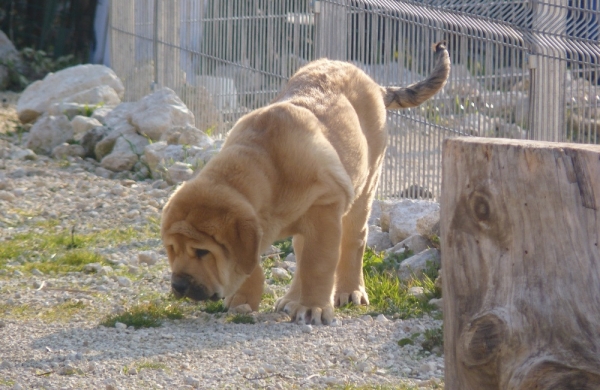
[
  {"left": 171, "top": 278, "right": 189, "bottom": 296},
  {"left": 172, "top": 281, "right": 188, "bottom": 295}
]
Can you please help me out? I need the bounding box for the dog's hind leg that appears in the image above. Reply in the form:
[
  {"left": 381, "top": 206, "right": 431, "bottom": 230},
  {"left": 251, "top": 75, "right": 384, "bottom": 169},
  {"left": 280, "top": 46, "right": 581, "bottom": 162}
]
[{"left": 334, "top": 189, "right": 373, "bottom": 307}]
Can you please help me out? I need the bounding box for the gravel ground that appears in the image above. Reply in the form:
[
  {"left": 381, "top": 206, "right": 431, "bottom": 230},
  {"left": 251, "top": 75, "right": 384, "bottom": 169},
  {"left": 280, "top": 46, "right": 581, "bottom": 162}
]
[{"left": 0, "top": 98, "right": 444, "bottom": 389}]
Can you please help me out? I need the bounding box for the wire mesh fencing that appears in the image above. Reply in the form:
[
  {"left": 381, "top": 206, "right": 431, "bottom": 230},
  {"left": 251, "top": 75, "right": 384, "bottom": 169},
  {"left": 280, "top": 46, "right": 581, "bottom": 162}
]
[{"left": 109, "top": 0, "right": 600, "bottom": 200}]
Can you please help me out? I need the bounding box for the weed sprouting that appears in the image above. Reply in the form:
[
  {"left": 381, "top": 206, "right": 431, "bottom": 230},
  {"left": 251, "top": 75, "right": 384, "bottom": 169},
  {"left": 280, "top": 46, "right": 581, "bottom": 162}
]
[{"left": 100, "top": 301, "right": 184, "bottom": 329}]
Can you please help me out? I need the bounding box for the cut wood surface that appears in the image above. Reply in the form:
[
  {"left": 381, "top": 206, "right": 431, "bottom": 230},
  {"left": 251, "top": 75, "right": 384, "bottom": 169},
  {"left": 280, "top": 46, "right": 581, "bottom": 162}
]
[{"left": 440, "top": 137, "right": 600, "bottom": 390}]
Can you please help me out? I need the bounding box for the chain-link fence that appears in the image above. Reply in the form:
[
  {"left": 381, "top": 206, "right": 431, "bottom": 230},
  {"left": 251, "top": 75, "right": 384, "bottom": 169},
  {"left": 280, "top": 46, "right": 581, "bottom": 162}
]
[{"left": 109, "top": 0, "right": 600, "bottom": 199}]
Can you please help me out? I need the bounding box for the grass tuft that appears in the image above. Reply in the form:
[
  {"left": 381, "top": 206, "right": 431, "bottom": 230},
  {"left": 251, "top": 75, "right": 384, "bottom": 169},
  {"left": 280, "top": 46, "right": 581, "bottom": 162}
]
[
  {"left": 359, "top": 248, "right": 439, "bottom": 318},
  {"left": 100, "top": 301, "right": 184, "bottom": 329},
  {"left": 422, "top": 326, "right": 444, "bottom": 354},
  {"left": 201, "top": 300, "right": 227, "bottom": 314},
  {"left": 227, "top": 313, "right": 256, "bottom": 324}
]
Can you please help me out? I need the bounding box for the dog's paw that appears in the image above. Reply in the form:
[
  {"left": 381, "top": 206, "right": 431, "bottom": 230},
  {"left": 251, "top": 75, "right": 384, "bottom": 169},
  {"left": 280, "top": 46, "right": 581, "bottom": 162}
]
[
  {"left": 275, "top": 298, "right": 335, "bottom": 325},
  {"left": 224, "top": 292, "right": 260, "bottom": 312},
  {"left": 335, "top": 288, "right": 369, "bottom": 307}
]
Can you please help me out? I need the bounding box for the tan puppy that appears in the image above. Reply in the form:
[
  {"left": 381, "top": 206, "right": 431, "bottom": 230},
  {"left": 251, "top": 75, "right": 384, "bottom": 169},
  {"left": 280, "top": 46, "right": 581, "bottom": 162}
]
[{"left": 161, "top": 42, "right": 450, "bottom": 324}]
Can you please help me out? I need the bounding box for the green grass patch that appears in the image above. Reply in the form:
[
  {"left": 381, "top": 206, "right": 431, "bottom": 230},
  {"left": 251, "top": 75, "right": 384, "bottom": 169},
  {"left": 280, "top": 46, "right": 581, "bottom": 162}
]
[
  {"left": 0, "top": 221, "right": 161, "bottom": 271},
  {"left": 422, "top": 326, "right": 444, "bottom": 354},
  {"left": 341, "top": 248, "right": 440, "bottom": 318},
  {"left": 273, "top": 237, "right": 294, "bottom": 257},
  {"left": 332, "top": 382, "right": 444, "bottom": 390},
  {"left": 0, "top": 303, "right": 35, "bottom": 319},
  {"left": 100, "top": 301, "right": 184, "bottom": 329},
  {"left": 20, "top": 249, "right": 106, "bottom": 274},
  {"left": 40, "top": 300, "right": 87, "bottom": 322},
  {"left": 201, "top": 300, "right": 227, "bottom": 314},
  {"left": 0, "top": 379, "right": 16, "bottom": 387},
  {"left": 227, "top": 313, "right": 256, "bottom": 324},
  {"left": 135, "top": 360, "right": 169, "bottom": 372}
]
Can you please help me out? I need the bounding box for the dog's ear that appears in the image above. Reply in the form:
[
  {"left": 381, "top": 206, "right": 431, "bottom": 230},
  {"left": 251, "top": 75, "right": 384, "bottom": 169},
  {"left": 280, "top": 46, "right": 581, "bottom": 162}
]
[{"left": 228, "top": 216, "right": 262, "bottom": 275}]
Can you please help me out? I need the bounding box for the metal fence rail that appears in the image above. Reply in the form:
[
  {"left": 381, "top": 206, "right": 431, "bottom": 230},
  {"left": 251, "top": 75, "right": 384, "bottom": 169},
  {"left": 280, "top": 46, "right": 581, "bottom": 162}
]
[{"left": 109, "top": 0, "right": 600, "bottom": 199}]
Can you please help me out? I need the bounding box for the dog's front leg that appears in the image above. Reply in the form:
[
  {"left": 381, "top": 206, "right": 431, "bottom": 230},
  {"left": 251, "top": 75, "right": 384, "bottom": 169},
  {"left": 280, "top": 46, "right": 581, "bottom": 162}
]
[
  {"left": 275, "top": 204, "right": 343, "bottom": 325},
  {"left": 224, "top": 264, "right": 264, "bottom": 311}
]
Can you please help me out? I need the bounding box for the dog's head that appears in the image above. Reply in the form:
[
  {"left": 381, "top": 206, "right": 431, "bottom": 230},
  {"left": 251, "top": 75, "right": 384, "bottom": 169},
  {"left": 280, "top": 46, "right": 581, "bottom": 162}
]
[{"left": 160, "top": 180, "right": 262, "bottom": 302}]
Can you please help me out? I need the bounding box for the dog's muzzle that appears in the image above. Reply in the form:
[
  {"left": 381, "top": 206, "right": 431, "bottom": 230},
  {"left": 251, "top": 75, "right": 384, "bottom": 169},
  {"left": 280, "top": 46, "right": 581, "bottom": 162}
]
[{"left": 171, "top": 274, "right": 220, "bottom": 301}]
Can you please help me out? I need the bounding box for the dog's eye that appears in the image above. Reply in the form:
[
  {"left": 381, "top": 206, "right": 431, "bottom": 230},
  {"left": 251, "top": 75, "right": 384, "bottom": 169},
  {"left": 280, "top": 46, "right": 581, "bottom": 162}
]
[{"left": 195, "top": 249, "right": 210, "bottom": 258}]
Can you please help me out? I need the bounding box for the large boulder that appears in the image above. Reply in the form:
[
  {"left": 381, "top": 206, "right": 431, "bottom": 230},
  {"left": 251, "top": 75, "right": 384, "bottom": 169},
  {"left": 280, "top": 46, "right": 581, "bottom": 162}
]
[
  {"left": 24, "top": 114, "right": 73, "bottom": 155},
  {"left": 100, "top": 132, "right": 148, "bottom": 172},
  {"left": 388, "top": 199, "right": 440, "bottom": 244},
  {"left": 62, "top": 85, "right": 121, "bottom": 107},
  {"left": 17, "top": 64, "right": 124, "bottom": 123},
  {"left": 160, "top": 124, "right": 213, "bottom": 149},
  {"left": 129, "top": 88, "right": 195, "bottom": 141},
  {"left": 397, "top": 248, "right": 441, "bottom": 281},
  {"left": 71, "top": 115, "right": 103, "bottom": 141}
]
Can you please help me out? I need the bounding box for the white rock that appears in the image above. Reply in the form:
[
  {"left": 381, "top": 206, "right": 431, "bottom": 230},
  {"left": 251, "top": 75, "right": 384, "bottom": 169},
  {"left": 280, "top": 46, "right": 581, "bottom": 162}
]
[
  {"left": 398, "top": 248, "right": 441, "bottom": 281},
  {"left": 262, "top": 364, "right": 276, "bottom": 373},
  {"left": 367, "top": 225, "right": 392, "bottom": 251},
  {"left": 429, "top": 298, "right": 443, "bottom": 311},
  {"left": 387, "top": 234, "right": 431, "bottom": 256},
  {"left": 166, "top": 162, "right": 194, "bottom": 184},
  {"left": 0, "top": 190, "right": 16, "bottom": 202},
  {"left": 17, "top": 64, "right": 124, "bottom": 123},
  {"left": 114, "top": 322, "right": 127, "bottom": 330},
  {"left": 71, "top": 115, "right": 103, "bottom": 140},
  {"left": 129, "top": 88, "right": 195, "bottom": 141},
  {"left": 83, "top": 263, "right": 102, "bottom": 273},
  {"left": 160, "top": 124, "right": 213, "bottom": 149},
  {"left": 419, "top": 362, "right": 436, "bottom": 374},
  {"left": 100, "top": 133, "right": 148, "bottom": 172},
  {"left": 361, "top": 315, "right": 374, "bottom": 323},
  {"left": 301, "top": 324, "right": 313, "bottom": 334},
  {"left": 388, "top": 200, "right": 440, "bottom": 244},
  {"left": 51, "top": 143, "right": 85, "bottom": 159},
  {"left": 31, "top": 269, "right": 44, "bottom": 276},
  {"left": 368, "top": 199, "right": 382, "bottom": 225},
  {"left": 357, "top": 361, "right": 371, "bottom": 372},
  {"left": 271, "top": 267, "right": 290, "bottom": 281},
  {"left": 25, "top": 114, "right": 73, "bottom": 155},
  {"left": 376, "top": 314, "right": 389, "bottom": 322},
  {"left": 98, "top": 266, "right": 114, "bottom": 275},
  {"left": 184, "top": 376, "right": 200, "bottom": 388},
  {"left": 63, "top": 85, "right": 121, "bottom": 107},
  {"left": 408, "top": 286, "right": 425, "bottom": 299},
  {"left": 376, "top": 199, "right": 396, "bottom": 232},
  {"left": 101, "top": 151, "right": 139, "bottom": 172},
  {"left": 416, "top": 210, "right": 440, "bottom": 239},
  {"left": 116, "top": 276, "right": 132, "bottom": 287},
  {"left": 144, "top": 141, "right": 185, "bottom": 173},
  {"left": 10, "top": 148, "right": 36, "bottom": 161},
  {"left": 138, "top": 251, "right": 159, "bottom": 266}
]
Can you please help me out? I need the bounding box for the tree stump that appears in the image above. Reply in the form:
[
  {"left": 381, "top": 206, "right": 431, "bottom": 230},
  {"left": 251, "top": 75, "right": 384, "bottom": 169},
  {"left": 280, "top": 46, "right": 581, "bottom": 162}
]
[{"left": 440, "top": 137, "right": 600, "bottom": 390}]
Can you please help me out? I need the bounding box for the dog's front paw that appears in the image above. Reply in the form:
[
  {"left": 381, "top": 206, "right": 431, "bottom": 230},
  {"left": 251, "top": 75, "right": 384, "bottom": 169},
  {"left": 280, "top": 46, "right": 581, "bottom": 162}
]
[
  {"left": 225, "top": 291, "right": 260, "bottom": 312},
  {"left": 335, "top": 287, "right": 370, "bottom": 307},
  {"left": 275, "top": 297, "right": 335, "bottom": 325}
]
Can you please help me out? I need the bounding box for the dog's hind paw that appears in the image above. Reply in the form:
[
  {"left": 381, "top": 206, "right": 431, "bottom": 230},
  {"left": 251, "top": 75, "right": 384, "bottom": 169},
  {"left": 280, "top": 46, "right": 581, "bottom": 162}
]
[
  {"left": 335, "top": 289, "right": 370, "bottom": 307},
  {"left": 275, "top": 298, "right": 335, "bottom": 325}
]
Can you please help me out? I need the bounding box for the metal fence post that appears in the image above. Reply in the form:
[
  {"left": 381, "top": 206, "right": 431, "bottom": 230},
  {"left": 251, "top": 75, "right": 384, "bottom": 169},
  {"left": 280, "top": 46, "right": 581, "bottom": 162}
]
[
  {"left": 152, "top": 0, "right": 159, "bottom": 91},
  {"left": 529, "top": 0, "right": 568, "bottom": 141},
  {"left": 315, "top": 0, "right": 348, "bottom": 60}
]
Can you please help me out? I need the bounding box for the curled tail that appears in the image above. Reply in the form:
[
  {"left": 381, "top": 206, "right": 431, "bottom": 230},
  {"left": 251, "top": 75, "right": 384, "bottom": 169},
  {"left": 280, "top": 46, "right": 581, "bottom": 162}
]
[{"left": 382, "top": 41, "right": 451, "bottom": 109}]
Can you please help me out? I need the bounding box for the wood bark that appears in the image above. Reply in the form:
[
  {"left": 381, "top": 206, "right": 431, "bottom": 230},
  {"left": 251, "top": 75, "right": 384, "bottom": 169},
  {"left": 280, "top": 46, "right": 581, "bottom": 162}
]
[{"left": 441, "top": 137, "right": 600, "bottom": 390}]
